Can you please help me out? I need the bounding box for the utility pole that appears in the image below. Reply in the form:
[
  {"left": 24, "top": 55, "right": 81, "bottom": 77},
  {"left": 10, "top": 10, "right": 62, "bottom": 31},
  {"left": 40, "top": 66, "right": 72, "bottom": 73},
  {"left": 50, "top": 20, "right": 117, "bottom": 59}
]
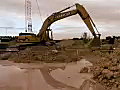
[{"left": 25, "top": 0, "right": 32, "bottom": 32}]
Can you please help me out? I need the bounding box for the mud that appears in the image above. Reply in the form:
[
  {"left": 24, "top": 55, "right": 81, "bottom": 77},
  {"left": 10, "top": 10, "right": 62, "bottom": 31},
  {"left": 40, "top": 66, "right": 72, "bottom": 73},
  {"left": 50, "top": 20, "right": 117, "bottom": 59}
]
[{"left": 0, "top": 59, "right": 106, "bottom": 90}]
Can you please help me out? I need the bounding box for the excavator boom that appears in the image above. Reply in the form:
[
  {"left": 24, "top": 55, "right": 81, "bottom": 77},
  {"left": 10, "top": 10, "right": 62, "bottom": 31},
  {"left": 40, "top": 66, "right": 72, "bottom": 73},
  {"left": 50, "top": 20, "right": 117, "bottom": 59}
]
[{"left": 38, "top": 3, "right": 101, "bottom": 46}]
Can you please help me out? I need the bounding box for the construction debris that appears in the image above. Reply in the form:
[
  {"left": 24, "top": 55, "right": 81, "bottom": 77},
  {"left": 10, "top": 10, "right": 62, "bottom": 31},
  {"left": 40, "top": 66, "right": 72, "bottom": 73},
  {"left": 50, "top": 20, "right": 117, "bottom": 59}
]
[{"left": 91, "top": 50, "right": 120, "bottom": 89}]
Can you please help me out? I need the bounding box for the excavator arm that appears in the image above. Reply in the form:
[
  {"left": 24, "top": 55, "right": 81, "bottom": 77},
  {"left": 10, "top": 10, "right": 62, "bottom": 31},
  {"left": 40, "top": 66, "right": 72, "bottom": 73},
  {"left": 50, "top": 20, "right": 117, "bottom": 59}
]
[{"left": 38, "top": 3, "right": 100, "bottom": 45}]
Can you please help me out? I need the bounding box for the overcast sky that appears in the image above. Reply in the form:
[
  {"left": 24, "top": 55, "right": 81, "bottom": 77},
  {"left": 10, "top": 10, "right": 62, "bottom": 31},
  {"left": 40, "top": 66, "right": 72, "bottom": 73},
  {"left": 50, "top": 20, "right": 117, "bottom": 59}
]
[{"left": 0, "top": 0, "right": 120, "bottom": 39}]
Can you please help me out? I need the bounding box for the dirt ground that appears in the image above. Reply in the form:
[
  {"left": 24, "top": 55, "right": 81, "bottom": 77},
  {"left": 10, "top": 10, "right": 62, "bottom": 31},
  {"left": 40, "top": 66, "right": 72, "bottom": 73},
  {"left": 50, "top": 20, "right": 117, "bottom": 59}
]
[
  {"left": 8, "top": 40, "right": 86, "bottom": 63},
  {"left": 0, "top": 59, "right": 106, "bottom": 90},
  {"left": 0, "top": 40, "right": 120, "bottom": 89}
]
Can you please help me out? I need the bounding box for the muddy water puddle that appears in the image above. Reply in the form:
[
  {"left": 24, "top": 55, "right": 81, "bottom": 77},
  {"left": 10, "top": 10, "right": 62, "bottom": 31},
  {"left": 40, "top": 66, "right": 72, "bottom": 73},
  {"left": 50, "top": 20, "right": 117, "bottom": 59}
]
[{"left": 0, "top": 59, "right": 105, "bottom": 90}]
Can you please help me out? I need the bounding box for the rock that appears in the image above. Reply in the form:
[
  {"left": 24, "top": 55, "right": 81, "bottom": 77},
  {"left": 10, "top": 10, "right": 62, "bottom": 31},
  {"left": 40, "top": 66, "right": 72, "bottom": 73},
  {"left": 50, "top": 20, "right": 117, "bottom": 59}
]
[
  {"left": 113, "top": 72, "right": 120, "bottom": 78},
  {"left": 102, "top": 69, "right": 110, "bottom": 74},
  {"left": 92, "top": 52, "right": 120, "bottom": 89},
  {"left": 51, "top": 50, "right": 59, "bottom": 55},
  {"left": 110, "top": 66, "right": 119, "bottom": 71},
  {"left": 105, "top": 71, "right": 114, "bottom": 79},
  {"left": 80, "top": 67, "right": 89, "bottom": 73},
  {"left": 118, "top": 64, "right": 120, "bottom": 68},
  {"left": 111, "top": 79, "right": 115, "bottom": 83},
  {"left": 118, "top": 85, "right": 120, "bottom": 88}
]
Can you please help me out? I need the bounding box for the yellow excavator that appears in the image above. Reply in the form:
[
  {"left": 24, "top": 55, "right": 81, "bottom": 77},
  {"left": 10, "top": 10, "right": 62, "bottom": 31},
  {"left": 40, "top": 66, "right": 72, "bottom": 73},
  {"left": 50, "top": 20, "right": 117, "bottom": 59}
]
[
  {"left": 15, "top": 3, "right": 101, "bottom": 47},
  {"left": 37, "top": 3, "right": 101, "bottom": 47}
]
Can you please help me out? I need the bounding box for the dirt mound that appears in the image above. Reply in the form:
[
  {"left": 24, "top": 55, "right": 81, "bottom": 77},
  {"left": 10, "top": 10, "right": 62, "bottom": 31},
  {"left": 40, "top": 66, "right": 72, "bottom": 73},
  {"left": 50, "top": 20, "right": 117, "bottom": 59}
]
[
  {"left": 9, "top": 46, "right": 82, "bottom": 63},
  {"left": 59, "top": 40, "right": 85, "bottom": 49},
  {"left": 92, "top": 50, "right": 120, "bottom": 89}
]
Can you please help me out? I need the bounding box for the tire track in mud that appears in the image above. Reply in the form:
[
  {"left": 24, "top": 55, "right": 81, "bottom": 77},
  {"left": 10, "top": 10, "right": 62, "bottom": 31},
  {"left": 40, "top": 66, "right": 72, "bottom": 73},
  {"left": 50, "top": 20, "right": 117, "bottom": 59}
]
[
  {"left": 40, "top": 66, "right": 79, "bottom": 90},
  {"left": 40, "top": 65, "right": 106, "bottom": 90}
]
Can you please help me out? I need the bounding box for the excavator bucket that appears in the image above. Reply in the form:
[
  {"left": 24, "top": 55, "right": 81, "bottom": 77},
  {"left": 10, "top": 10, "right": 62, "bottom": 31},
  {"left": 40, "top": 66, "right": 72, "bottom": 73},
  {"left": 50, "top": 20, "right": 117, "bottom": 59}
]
[
  {"left": 90, "top": 37, "right": 101, "bottom": 47},
  {"left": 86, "top": 37, "right": 101, "bottom": 49}
]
